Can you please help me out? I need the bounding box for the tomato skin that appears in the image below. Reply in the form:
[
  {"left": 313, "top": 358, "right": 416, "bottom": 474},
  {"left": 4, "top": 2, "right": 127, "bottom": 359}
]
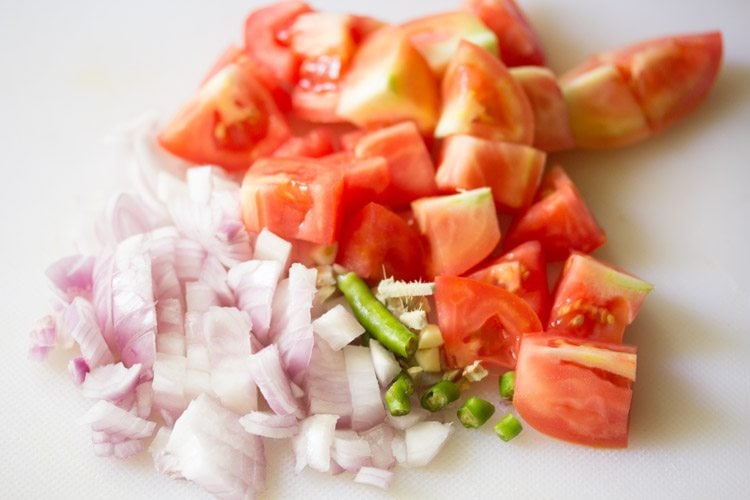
[
  {"left": 469, "top": 240, "right": 550, "bottom": 323},
  {"left": 435, "top": 40, "right": 534, "bottom": 145},
  {"left": 158, "top": 60, "right": 291, "bottom": 172},
  {"left": 435, "top": 275, "right": 542, "bottom": 370},
  {"left": 272, "top": 127, "right": 336, "bottom": 158},
  {"left": 240, "top": 157, "right": 343, "bottom": 244},
  {"left": 336, "top": 202, "right": 426, "bottom": 283},
  {"left": 320, "top": 152, "right": 390, "bottom": 215},
  {"left": 463, "top": 0, "right": 546, "bottom": 67},
  {"left": 505, "top": 165, "right": 606, "bottom": 260},
  {"left": 514, "top": 335, "right": 636, "bottom": 448},
  {"left": 548, "top": 253, "right": 653, "bottom": 343}
]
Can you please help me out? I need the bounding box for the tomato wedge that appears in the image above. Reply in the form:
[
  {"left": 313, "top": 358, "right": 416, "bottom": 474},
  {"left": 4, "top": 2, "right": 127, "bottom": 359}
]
[
  {"left": 320, "top": 152, "right": 390, "bottom": 215},
  {"left": 548, "top": 253, "right": 653, "bottom": 343},
  {"left": 514, "top": 335, "right": 637, "bottom": 448},
  {"left": 435, "top": 275, "right": 542, "bottom": 370},
  {"left": 272, "top": 127, "right": 336, "bottom": 158},
  {"left": 158, "top": 60, "right": 291, "bottom": 171}
]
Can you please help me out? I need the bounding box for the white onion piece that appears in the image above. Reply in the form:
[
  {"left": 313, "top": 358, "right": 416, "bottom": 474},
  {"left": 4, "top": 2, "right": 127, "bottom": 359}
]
[
  {"left": 28, "top": 315, "right": 58, "bottom": 362},
  {"left": 111, "top": 237, "right": 157, "bottom": 368},
  {"left": 248, "top": 344, "right": 301, "bottom": 417},
  {"left": 92, "top": 252, "right": 116, "bottom": 353},
  {"left": 293, "top": 414, "right": 339, "bottom": 473},
  {"left": 135, "top": 381, "right": 153, "bottom": 419},
  {"left": 149, "top": 427, "right": 175, "bottom": 474},
  {"left": 150, "top": 253, "right": 181, "bottom": 303},
  {"left": 391, "top": 433, "right": 406, "bottom": 464},
  {"left": 204, "top": 307, "right": 257, "bottom": 414},
  {"left": 269, "top": 264, "right": 317, "bottom": 383},
  {"left": 185, "top": 281, "right": 219, "bottom": 313},
  {"left": 96, "top": 192, "right": 162, "bottom": 246},
  {"left": 174, "top": 238, "right": 206, "bottom": 283},
  {"left": 344, "top": 345, "right": 386, "bottom": 432},
  {"left": 155, "top": 298, "right": 185, "bottom": 356},
  {"left": 155, "top": 394, "right": 266, "bottom": 499},
  {"left": 354, "top": 466, "right": 395, "bottom": 490},
  {"left": 184, "top": 311, "right": 210, "bottom": 372},
  {"left": 312, "top": 304, "right": 365, "bottom": 351},
  {"left": 239, "top": 411, "right": 299, "bottom": 439},
  {"left": 81, "top": 362, "right": 142, "bottom": 401},
  {"left": 68, "top": 357, "right": 90, "bottom": 385},
  {"left": 386, "top": 405, "right": 430, "bottom": 431},
  {"left": 368, "top": 340, "right": 401, "bottom": 388},
  {"left": 45, "top": 254, "right": 95, "bottom": 305},
  {"left": 252, "top": 228, "right": 291, "bottom": 270},
  {"left": 64, "top": 297, "right": 114, "bottom": 368},
  {"left": 306, "top": 338, "right": 353, "bottom": 427},
  {"left": 404, "top": 421, "right": 453, "bottom": 468},
  {"left": 332, "top": 430, "right": 372, "bottom": 472},
  {"left": 227, "top": 260, "right": 283, "bottom": 344},
  {"left": 361, "top": 423, "right": 396, "bottom": 470},
  {"left": 81, "top": 399, "right": 156, "bottom": 440},
  {"left": 199, "top": 255, "right": 234, "bottom": 306},
  {"left": 152, "top": 353, "right": 189, "bottom": 425}
]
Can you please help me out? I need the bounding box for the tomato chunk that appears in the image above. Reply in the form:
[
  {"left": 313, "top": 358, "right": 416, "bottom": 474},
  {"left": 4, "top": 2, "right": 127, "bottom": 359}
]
[
  {"left": 272, "top": 127, "right": 336, "bottom": 158},
  {"left": 336, "top": 202, "right": 426, "bottom": 283},
  {"left": 240, "top": 157, "right": 343, "bottom": 244},
  {"left": 514, "top": 335, "right": 637, "bottom": 448},
  {"left": 548, "top": 253, "right": 653, "bottom": 343},
  {"left": 320, "top": 152, "right": 390, "bottom": 214},
  {"left": 158, "top": 60, "right": 291, "bottom": 171},
  {"left": 435, "top": 275, "right": 542, "bottom": 370},
  {"left": 469, "top": 240, "right": 550, "bottom": 323},
  {"left": 505, "top": 165, "right": 606, "bottom": 260}
]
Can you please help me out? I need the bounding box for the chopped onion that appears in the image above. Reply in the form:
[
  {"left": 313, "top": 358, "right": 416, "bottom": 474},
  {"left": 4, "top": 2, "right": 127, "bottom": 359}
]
[
  {"left": 45, "top": 254, "right": 95, "bottom": 305},
  {"left": 173, "top": 238, "right": 206, "bottom": 283},
  {"left": 344, "top": 345, "right": 386, "bottom": 432},
  {"left": 81, "top": 399, "right": 156, "bottom": 440},
  {"left": 68, "top": 357, "right": 90, "bottom": 385},
  {"left": 312, "top": 304, "right": 365, "bottom": 351},
  {"left": 331, "top": 430, "right": 372, "bottom": 472},
  {"left": 386, "top": 406, "right": 430, "bottom": 431},
  {"left": 361, "top": 423, "right": 396, "bottom": 470},
  {"left": 80, "top": 362, "right": 142, "bottom": 401},
  {"left": 199, "top": 255, "right": 234, "bottom": 306},
  {"left": 354, "top": 466, "right": 395, "bottom": 490},
  {"left": 152, "top": 353, "right": 189, "bottom": 425},
  {"left": 96, "top": 192, "right": 162, "bottom": 245},
  {"left": 248, "top": 344, "right": 301, "bottom": 417},
  {"left": 252, "top": 228, "right": 292, "bottom": 270},
  {"left": 28, "top": 315, "right": 58, "bottom": 362},
  {"left": 239, "top": 411, "right": 299, "bottom": 439},
  {"left": 64, "top": 297, "right": 114, "bottom": 368},
  {"left": 185, "top": 281, "right": 219, "bottom": 313},
  {"left": 293, "top": 414, "right": 339, "bottom": 473},
  {"left": 404, "top": 421, "right": 453, "bottom": 468},
  {"left": 227, "top": 259, "right": 283, "bottom": 344},
  {"left": 306, "top": 338, "right": 353, "bottom": 427},
  {"left": 155, "top": 298, "right": 185, "bottom": 356},
  {"left": 368, "top": 340, "right": 401, "bottom": 387}
]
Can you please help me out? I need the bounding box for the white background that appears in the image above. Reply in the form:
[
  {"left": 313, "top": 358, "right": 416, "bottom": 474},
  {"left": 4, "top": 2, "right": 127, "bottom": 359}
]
[{"left": 1, "top": 0, "right": 749, "bottom": 498}]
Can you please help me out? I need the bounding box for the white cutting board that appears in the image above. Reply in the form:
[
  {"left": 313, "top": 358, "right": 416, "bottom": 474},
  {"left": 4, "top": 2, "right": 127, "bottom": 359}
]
[{"left": 1, "top": 0, "right": 749, "bottom": 498}]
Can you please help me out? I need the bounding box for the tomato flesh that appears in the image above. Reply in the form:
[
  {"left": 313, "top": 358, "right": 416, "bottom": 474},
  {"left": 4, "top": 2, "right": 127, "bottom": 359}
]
[
  {"left": 435, "top": 275, "right": 542, "bottom": 370},
  {"left": 514, "top": 335, "right": 636, "bottom": 448}
]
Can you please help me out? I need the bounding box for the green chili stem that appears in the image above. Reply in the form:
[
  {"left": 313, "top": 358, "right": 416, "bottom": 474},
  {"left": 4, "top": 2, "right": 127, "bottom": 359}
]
[
  {"left": 457, "top": 397, "right": 495, "bottom": 428},
  {"left": 337, "top": 272, "right": 418, "bottom": 358},
  {"left": 420, "top": 380, "right": 460, "bottom": 412},
  {"left": 494, "top": 413, "right": 523, "bottom": 442},
  {"left": 385, "top": 371, "right": 415, "bottom": 416},
  {"left": 499, "top": 371, "right": 516, "bottom": 400}
]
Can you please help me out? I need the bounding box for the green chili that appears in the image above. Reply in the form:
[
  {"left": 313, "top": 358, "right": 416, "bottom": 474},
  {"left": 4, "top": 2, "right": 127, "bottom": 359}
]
[
  {"left": 420, "top": 380, "right": 460, "bottom": 412},
  {"left": 457, "top": 397, "right": 495, "bottom": 428},
  {"left": 336, "top": 272, "right": 418, "bottom": 358},
  {"left": 494, "top": 413, "right": 523, "bottom": 442},
  {"left": 499, "top": 371, "right": 516, "bottom": 400},
  {"left": 385, "top": 371, "right": 415, "bottom": 416}
]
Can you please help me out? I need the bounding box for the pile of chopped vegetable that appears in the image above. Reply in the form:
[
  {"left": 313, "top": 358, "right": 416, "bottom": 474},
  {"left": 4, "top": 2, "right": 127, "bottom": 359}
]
[{"left": 29, "top": 0, "right": 722, "bottom": 498}]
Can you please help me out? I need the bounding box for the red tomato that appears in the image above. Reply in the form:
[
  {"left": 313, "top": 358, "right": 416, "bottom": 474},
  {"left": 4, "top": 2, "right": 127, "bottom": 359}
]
[
  {"left": 272, "top": 127, "right": 337, "bottom": 158},
  {"left": 354, "top": 121, "right": 437, "bottom": 207},
  {"left": 435, "top": 40, "right": 534, "bottom": 144},
  {"left": 505, "top": 165, "right": 606, "bottom": 260},
  {"left": 336, "top": 202, "right": 426, "bottom": 283},
  {"left": 240, "top": 157, "right": 343, "bottom": 244},
  {"left": 158, "top": 60, "right": 291, "bottom": 172},
  {"left": 412, "top": 188, "right": 500, "bottom": 277},
  {"left": 511, "top": 66, "right": 575, "bottom": 152},
  {"left": 463, "top": 0, "right": 546, "bottom": 67},
  {"left": 320, "top": 152, "right": 390, "bottom": 214},
  {"left": 514, "top": 335, "right": 637, "bottom": 448},
  {"left": 436, "top": 134, "right": 545, "bottom": 212},
  {"left": 434, "top": 275, "right": 542, "bottom": 370},
  {"left": 548, "top": 253, "right": 653, "bottom": 343},
  {"left": 469, "top": 240, "right": 550, "bottom": 323},
  {"left": 243, "top": 0, "right": 313, "bottom": 95}
]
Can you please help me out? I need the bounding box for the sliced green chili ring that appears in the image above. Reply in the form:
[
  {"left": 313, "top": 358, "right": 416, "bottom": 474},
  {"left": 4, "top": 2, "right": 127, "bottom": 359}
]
[
  {"left": 420, "top": 380, "right": 460, "bottom": 412},
  {"left": 499, "top": 370, "right": 516, "bottom": 400},
  {"left": 457, "top": 397, "right": 496, "bottom": 428},
  {"left": 494, "top": 413, "right": 523, "bottom": 442},
  {"left": 385, "top": 371, "right": 415, "bottom": 416}
]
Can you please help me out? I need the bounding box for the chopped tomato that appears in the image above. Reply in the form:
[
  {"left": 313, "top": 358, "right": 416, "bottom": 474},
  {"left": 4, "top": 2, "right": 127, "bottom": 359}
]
[
  {"left": 463, "top": 0, "right": 546, "bottom": 67},
  {"left": 158, "top": 60, "right": 291, "bottom": 171},
  {"left": 511, "top": 66, "right": 575, "bottom": 152},
  {"left": 435, "top": 40, "right": 534, "bottom": 144},
  {"left": 514, "top": 335, "right": 637, "bottom": 448},
  {"left": 320, "top": 152, "right": 390, "bottom": 214},
  {"left": 354, "top": 121, "right": 437, "bottom": 207},
  {"left": 436, "top": 134, "right": 545, "bottom": 211},
  {"left": 434, "top": 275, "right": 542, "bottom": 370},
  {"left": 548, "top": 253, "right": 653, "bottom": 343},
  {"left": 349, "top": 15, "right": 387, "bottom": 43},
  {"left": 399, "top": 11, "right": 499, "bottom": 75},
  {"left": 240, "top": 157, "right": 343, "bottom": 244},
  {"left": 336, "top": 202, "right": 426, "bottom": 283},
  {"left": 469, "top": 240, "right": 550, "bottom": 323},
  {"left": 243, "top": 0, "right": 313, "bottom": 98},
  {"left": 505, "top": 165, "right": 606, "bottom": 260},
  {"left": 412, "top": 188, "right": 500, "bottom": 277},
  {"left": 337, "top": 26, "right": 440, "bottom": 133},
  {"left": 272, "top": 127, "right": 337, "bottom": 158}
]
